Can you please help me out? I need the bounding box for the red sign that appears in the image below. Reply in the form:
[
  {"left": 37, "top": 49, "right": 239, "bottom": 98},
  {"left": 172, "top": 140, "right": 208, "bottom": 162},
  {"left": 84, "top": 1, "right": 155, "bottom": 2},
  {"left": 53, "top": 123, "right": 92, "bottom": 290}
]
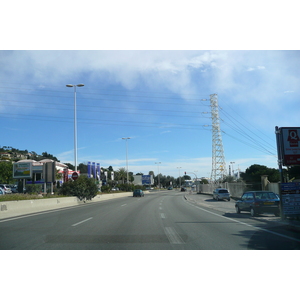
[
  {"left": 72, "top": 172, "right": 79, "bottom": 180},
  {"left": 280, "top": 127, "right": 300, "bottom": 166}
]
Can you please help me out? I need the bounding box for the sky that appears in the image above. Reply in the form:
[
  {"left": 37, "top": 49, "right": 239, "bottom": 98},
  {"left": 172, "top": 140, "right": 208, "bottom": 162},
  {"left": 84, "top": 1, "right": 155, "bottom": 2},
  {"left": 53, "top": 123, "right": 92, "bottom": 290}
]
[
  {"left": 1, "top": 1, "right": 299, "bottom": 180},
  {"left": 1, "top": 50, "right": 299, "bottom": 179}
]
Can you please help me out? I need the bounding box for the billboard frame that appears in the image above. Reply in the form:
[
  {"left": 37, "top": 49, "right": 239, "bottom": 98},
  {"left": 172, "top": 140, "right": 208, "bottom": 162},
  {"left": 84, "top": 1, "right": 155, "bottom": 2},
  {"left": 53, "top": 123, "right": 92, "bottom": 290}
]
[{"left": 13, "top": 162, "right": 33, "bottom": 179}]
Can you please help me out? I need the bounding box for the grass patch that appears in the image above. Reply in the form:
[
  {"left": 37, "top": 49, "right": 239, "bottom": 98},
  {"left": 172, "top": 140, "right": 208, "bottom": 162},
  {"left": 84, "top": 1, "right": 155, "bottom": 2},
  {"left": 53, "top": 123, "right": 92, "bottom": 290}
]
[{"left": 0, "top": 194, "right": 67, "bottom": 202}]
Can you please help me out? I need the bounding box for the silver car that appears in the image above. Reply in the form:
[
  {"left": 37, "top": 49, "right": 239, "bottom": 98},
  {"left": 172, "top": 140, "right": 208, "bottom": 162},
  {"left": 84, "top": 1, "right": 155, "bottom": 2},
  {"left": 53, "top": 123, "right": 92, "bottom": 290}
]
[{"left": 213, "top": 188, "right": 231, "bottom": 201}]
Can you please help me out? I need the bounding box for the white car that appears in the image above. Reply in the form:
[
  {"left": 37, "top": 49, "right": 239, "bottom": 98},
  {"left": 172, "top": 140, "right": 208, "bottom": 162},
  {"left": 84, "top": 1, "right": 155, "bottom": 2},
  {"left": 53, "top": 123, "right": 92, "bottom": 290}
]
[
  {"left": 0, "top": 184, "right": 12, "bottom": 194},
  {"left": 212, "top": 188, "right": 231, "bottom": 201}
]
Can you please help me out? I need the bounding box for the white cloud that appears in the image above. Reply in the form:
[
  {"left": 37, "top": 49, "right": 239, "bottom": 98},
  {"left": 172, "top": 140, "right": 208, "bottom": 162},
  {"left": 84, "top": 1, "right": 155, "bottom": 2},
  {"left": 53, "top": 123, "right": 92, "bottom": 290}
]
[
  {"left": 246, "top": 65, "right": 265, "bottom": 72},
  {"left": 284, "top": 90, "right": 294, "bottom": 93}
]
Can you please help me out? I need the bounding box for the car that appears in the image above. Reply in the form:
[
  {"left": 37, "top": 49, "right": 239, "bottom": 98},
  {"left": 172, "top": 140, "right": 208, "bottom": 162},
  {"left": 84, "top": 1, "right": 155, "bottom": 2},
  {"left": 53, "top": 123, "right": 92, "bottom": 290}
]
[
  {"left": 0, "top": 187, "right": 4, "bottom": 196},
  {"left": 0, "top": 184, "right": 12, "bottom": 194},
  {"left": 10, "top": 185, "right": 18, "bottom": 193},
  {"left": 235, "top": 191, "right": 280, "bottom": 217},
  {"left": 168, "top": 186, "right": 173, "bottom": 190},
  {"left": 213, "top": 188, "right": 231, "bottom": 201},
  {"left": 181, "top": 187, "right": 186, "bottom": 192},
  {"left": 133, "top": 189, "right": 144, "bottom": 197}
]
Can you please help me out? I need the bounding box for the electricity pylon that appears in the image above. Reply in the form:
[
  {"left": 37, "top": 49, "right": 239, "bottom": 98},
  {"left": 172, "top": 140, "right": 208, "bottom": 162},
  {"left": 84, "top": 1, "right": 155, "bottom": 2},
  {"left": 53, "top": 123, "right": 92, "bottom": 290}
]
[{"left": 210, "top": 94, "right": 227, "bottom": 184}]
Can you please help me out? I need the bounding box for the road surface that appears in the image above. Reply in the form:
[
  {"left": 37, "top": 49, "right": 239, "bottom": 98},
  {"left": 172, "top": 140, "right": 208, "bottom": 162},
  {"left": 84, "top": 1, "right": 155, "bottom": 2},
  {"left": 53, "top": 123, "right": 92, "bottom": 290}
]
[{"left": 1, "top": 190, "right": 300, "bottom": 249}]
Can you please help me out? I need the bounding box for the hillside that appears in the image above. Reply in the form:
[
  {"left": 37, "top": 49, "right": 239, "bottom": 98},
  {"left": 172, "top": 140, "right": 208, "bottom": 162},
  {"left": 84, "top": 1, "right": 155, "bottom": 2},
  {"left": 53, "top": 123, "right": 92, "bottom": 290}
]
[{"left": 0, "top": 146, "right": 59, "bottom": 162}]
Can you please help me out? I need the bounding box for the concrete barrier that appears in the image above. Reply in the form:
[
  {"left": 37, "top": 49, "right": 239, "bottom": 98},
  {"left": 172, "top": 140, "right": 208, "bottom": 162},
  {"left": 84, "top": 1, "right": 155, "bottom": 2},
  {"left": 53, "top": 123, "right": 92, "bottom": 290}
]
[{"left": 0, "top": 192, "right": 133, "bottom": 220}]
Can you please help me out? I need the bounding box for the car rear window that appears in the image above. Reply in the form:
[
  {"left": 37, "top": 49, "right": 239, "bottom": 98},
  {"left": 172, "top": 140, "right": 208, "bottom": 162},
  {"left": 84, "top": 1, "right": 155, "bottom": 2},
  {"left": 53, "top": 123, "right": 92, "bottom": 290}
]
[
  {"left": 255, "top": 192, "right": 277, "bottom": 199},
  {"left": 219, "top": 189, "right": 229, "bottom": 193}
]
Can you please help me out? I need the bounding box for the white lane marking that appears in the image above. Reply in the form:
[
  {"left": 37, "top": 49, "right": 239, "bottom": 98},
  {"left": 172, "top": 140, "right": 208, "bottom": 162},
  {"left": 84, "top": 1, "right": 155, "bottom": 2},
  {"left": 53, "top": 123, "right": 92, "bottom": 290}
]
[
  {"left": 159, "top": 206, "right": 163, "bottom": 210},
  {"left": 185, "top": 200, "right": 300, "bottom": 243},
  {"left": 164, "top": 227, "right": 185, "bottom": 244},
  {"left": 72, "top": 217, "right": 93, "bottom": 227},
  {"left": 121, "top": 204, "right": 127, "bottom": 207},
  {"left": 160, "top": 213, "right": 166, "bottom": 219}
]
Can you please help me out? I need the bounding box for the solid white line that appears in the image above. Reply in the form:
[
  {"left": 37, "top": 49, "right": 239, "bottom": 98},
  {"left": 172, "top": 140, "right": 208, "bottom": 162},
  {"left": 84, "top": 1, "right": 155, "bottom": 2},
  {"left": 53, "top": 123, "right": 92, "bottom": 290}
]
[
  {"left": 184, "top": 199, "right": 300, "bottom": 243},
  {"left": 72, "top": 217, "right": 93, "bottom": 227}
]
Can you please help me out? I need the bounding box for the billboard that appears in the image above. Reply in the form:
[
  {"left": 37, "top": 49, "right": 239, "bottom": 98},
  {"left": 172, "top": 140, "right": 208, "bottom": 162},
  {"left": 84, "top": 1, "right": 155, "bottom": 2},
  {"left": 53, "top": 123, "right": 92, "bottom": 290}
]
[
  {"left": 280, "top": 127, "right": 300, "bottom": 166},
  {"left": 281, "top": 182, "right": 300, "bottom": 216},
  {"left": 142, "top": 175, "right": 153, "bottom": 185},
  {"left": 13, "top": 162, "right": 32, "bottom": 179}
]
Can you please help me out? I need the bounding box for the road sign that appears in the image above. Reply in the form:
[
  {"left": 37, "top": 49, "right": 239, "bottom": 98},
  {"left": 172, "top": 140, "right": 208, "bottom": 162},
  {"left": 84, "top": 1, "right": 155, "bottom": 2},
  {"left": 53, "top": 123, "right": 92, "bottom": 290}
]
[
  {"left": 280, "top": 127, "right": 300, "bottom": 166},
  {"left": 72, "top": 171, "right": 79, "bottom": 180}
]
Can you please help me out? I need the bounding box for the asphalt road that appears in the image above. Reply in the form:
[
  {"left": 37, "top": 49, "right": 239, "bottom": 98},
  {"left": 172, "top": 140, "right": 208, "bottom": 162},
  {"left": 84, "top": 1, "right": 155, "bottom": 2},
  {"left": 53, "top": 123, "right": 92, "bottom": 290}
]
[{"left": 1, "top": 190, "right": 300, "bottom": 250}]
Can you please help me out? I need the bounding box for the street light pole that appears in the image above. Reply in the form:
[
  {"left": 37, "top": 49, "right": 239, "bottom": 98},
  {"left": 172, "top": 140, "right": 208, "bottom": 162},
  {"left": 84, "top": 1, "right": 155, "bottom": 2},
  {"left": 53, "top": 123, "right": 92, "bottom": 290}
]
[
  {"left": 122, "top": 137, "right": 130, "bottom": 183},
  {"left": 155, "top": 162, "right": 161, "bottom": 189},
  {"left": 177, "top": 167, "right": 182, "bottom": 188},
  {"left": 230, "top": 161, "right": 235, "bottom": 178},
  {"left": 66, "top": 84, "right": 84, "bottom": 172}
]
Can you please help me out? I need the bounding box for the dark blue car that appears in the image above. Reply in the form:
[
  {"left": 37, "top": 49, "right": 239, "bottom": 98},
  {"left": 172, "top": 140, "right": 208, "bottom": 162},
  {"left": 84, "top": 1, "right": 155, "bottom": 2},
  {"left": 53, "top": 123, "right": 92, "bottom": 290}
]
[
  {"left": 133, "top": 189, "right": 144, "bottom": 197},
  {"left": 235, "top": 191, "right": 280, "bottom": 217}
]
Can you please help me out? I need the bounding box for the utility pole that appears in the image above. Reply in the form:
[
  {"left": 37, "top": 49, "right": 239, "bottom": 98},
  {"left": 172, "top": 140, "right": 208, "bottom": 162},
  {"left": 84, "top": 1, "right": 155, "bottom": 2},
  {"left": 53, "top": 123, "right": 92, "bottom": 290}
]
[{"left": 210, "top": 94, "right": 227, "bottom": 184}]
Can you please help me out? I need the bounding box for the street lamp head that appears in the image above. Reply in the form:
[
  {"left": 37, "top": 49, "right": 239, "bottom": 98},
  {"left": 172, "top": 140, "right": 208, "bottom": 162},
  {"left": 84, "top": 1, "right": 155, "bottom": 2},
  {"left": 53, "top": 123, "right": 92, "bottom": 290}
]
[{"left": 66, "top": 84, "right": 84, "bottom": 88}]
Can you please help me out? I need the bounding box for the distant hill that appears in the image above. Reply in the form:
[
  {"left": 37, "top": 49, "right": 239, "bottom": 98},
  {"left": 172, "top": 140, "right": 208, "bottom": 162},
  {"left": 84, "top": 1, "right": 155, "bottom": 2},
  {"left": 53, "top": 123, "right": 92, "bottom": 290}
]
[{"left": 0, "top": 146, "right": 59, "bottom": 162}]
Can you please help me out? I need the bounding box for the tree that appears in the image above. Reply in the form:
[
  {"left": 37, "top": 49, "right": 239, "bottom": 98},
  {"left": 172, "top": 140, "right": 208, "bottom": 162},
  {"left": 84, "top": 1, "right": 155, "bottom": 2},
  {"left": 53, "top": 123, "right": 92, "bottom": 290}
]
[
  {"left": 41, "top": 152, "right": 59, "bottom": 161},
  {"left": 287, "top": 166, "right": 300, "bottom": 181},
  {"left": 0, "top": 161, "right": 13, "bottom": 183},
  {"left": 117, "top": 167, "right": 127, "bottom": 184},
  {"left": 78, "top": 163, "right": 88, "bottom": 174},
  {"left": 64, "top": 163, "right": 75, "bottom": 170},
  {"left": 240, "top": 164, "right": 280, "bottom": 183},
  {"left": 60, "top": 176, "right": 98, "bottom": 201}
]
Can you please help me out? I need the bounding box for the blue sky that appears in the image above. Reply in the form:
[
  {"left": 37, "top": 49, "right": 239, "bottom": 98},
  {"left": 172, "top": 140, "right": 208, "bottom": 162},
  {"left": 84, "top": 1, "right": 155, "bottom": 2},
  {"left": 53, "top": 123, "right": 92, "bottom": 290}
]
[{"left": 1, "top": 50, "right": 299, "bottom": 178}]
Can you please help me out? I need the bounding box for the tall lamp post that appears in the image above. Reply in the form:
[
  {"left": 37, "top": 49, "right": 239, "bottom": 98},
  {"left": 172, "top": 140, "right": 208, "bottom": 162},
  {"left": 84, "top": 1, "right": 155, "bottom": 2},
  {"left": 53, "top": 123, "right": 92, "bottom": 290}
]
[
  {"left": 177, "top": 167, "right": 182, "bottom": 188},
  {"left": 155, "top": 162, "right": 161, "bottom": 189},
  {"left": 66, "top": 83, "right": 84, "bottom": 172},
  {"left": 230, "top": 161, "right": 235, "bottom": 178},
  {"left": 122, "top": 137, "right": 130, "bottom": 183}
]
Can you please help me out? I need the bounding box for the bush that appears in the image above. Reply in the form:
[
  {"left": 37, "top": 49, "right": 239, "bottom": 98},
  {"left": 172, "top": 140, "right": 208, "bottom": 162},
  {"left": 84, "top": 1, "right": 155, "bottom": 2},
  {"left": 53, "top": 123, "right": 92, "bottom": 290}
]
[
  {"left": 101, "top": 185, "right": 111, "bottom": 193},
  {"left": 118, "top": 183, "right": 135, "bottom": 192},
  {"left": 60, "top": 176, "right": 98, "bottom": 201},
  {"left": 26, "top": 184, "right": 42, "bottom": 195}
]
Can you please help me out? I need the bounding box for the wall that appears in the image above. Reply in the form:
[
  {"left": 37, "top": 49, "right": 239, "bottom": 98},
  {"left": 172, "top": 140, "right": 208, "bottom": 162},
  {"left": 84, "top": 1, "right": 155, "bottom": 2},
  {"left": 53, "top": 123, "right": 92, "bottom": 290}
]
[{"left": 196, "top": 181, "right": 280, "bottom": 198}]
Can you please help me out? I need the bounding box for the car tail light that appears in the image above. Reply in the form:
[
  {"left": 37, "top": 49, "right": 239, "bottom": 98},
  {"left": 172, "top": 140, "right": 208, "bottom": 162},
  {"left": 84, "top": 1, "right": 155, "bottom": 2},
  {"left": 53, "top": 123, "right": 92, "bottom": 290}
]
[{"left": 254, "top": 201, "right": 260, "bottom": 206}]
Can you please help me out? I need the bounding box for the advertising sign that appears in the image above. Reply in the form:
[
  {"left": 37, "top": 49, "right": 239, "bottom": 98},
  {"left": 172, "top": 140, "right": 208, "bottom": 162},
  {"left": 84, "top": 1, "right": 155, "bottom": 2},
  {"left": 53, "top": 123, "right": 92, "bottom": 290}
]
[
  {"left": 87, "top": 161, "right": 91, "bottom": 178},
  {"left": 142, "top": 175, "right": 153, "bottom": 185},
  {"left": 92, "top": 162, "right": 96, "bottom": 179},
  {"left": 13, "top": 162, "right": 32, "bottom": 179},
  {"left": 96, "top": 163, "right": 100, "bottom": 181},
  {"left": 280, "top": 127, "right": 300, "bottom": 166},
  {"left": 281, "top": 182, "right": 300, "bottom": 215}
]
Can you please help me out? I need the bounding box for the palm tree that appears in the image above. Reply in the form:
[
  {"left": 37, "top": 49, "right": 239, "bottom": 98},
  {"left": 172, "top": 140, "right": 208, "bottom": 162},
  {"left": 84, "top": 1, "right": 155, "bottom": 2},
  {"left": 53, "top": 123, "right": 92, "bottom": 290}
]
[{"left": 117, "top": 167, "right": 127, "bottom": 184}]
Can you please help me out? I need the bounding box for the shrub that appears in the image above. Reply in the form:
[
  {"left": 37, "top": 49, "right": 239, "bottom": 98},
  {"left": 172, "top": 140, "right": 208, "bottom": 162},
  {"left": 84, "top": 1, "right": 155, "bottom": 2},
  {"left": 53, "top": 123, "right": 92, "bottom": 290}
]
[
  {"left": 101, "top": 185, "right": 111, "bottom": 193},
  {"left": 26, "top": 184, "right": 42, "bottom": 195},
  {"left": 60, "top": 176, "right": 98, "bottom": 201}
]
